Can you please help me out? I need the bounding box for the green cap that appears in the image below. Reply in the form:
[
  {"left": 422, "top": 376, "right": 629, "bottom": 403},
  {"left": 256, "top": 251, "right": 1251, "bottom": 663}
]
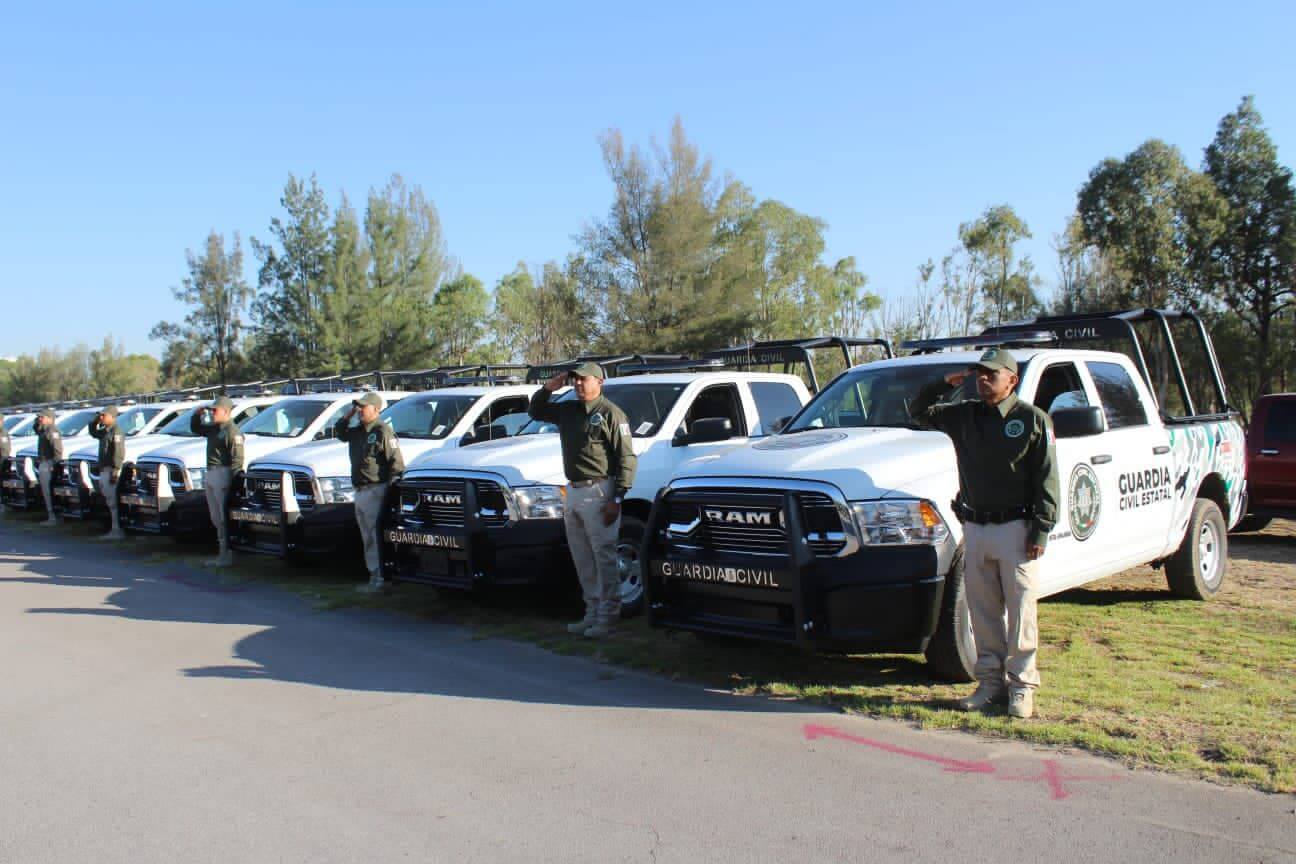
[
  {"left": 211, "top": 396, "right": 235, "bottom": 412},
  {"left": 98, "top": 405, "right": 118, "bottom": 419},
  {"left": 353, "top": 391, "right": 384, "bottom": 409},
  {"left": 570, "top": 361, "right": 605, "bottom": 380},
  {"left": 39, "top": 408, "right": 57, "bottom": 420},
  {"left": 974, "top": 347, "right": 1018, "bottom": 375}
]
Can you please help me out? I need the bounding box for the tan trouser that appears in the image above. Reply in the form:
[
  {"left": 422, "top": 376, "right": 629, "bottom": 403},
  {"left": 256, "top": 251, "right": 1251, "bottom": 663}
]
[
  {"left": 564, "top": 479, "right": 621, "bottom": 623},
  {"left": 98, "top": 465, "right": 121, "bottom": 531},
  {"left": 963, "top": 520, "right": 1041, "bottom": 691},
  {"left": 39, "top": 461, "right": 56, "bottom": 517},
  {"left": 205, "top": 467, "right": 233, "bottom": 545},
  {"left": 354, "top": 482, "right": 388, "bottom": 578}
]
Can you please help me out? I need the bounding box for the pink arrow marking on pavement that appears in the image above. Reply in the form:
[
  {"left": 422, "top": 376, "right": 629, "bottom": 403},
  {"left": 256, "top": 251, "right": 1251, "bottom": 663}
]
[
  {"left": 996, "top": 759, "right": 1122, "bottom": 800},
  {"left": 802, "top": 723, "right": 995, "bottom": 774}
]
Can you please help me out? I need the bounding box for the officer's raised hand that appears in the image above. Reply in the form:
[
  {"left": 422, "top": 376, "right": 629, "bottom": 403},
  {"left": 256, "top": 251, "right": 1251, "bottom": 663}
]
[
  {"left": 944, "top": 369, "right": 970, "bottom": 387},
  {"left": 544, "top": 372, "right": 568, "bottom": 392}
]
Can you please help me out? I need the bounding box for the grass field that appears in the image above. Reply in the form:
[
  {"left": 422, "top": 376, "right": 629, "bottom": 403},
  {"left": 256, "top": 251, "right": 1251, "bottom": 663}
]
[{"left": 5, "top": 511, "right": 1294, "bottom": 793}]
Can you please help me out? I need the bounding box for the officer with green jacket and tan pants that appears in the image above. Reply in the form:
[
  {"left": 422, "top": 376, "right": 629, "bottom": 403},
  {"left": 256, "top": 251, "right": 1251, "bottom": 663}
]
[
  {"left": 0, "top": 420, "right": 10, "bottom": 513},
  {"left": 89, "top": 405, "right": 127, "bottom": 539},
  {"left": 191, "top": 396, "right": 245, "bottom": 567},
  {"left": 529, "top": 362, "right": 637, "bottom": 639},
  {"left": 35, "top": 409, "right": 63, "bottom": 526},
  {"left": 915, "top": 348, "right": 1060, "bottom": 719},
  {"left": 336, "top": 392, "right": 404, "bottom": 594}
]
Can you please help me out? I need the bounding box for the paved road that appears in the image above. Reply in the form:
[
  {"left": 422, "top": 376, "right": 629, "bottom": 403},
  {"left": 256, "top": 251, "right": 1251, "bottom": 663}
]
[{"left": 1, "top": 523, "right": 1293, "bottom": 863}]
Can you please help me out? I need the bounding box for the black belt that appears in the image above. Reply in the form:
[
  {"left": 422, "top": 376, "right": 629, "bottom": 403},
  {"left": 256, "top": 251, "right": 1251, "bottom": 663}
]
[
  {"left": 569, "top": 478, "right": 609, "bottom": 489},
  {"left": 952, "top": 500, "right": 1033, "bottom": 525}
]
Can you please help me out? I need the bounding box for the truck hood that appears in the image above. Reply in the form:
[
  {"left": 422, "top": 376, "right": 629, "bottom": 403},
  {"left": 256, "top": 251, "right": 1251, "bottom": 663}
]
[
  {"left": 133, "top": 432, "right": 312, "bottom": 468},
  {"left": 18, "top": 434, "right": 96, "bottom": 461},
  {"left": 674, "top": 427, "right": 958, "bottom": 500},
  {"left": 248, "top": 436, "right": 450, "bottom": 478},
  {"left": 67, "top": 432, "right": 190, "bottom": 463},
  {"left": 405, "top": 434, "right": 567, "bottom": 487}
]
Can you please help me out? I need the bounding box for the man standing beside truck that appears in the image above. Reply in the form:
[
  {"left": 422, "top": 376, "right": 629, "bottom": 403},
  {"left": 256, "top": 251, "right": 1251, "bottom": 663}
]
[
  {"left": 337, "top": 392, "right": 404, "bottom": 594},
  {"left": 529, "top": 362, "right": 637, "bottom": 639},
  {"left": 89, "top": 405, "right": 127, "bottom": 540},
  {"left": 0, "top": 419, "right": 9, "bottom": 514},
  {"left": 35, "top": 409, "right": 64, "bottom": 526},
  {"left": 915, "top": 348, "right": 1059, "bottom": 719},
  {"left": 191, "top": 396, "right": 244, "bottom": 567}
]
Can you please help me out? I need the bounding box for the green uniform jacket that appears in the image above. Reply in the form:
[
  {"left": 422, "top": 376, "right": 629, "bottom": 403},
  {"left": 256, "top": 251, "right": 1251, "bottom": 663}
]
[
  {"left": 914, "top": 381, "right": 1060, "bottom": 548},
  {"left": 37, "top": 422, "right": 63, "bottom": 463},
  {"left": 335, "top": 417, "right": 404, "bottom": 486},
  {"left": 190, "top": 412, "right": 245, "bottom": 471},
  {"left": 89, "top": 419, "right": 126, "bottom": 477},
  {"left": 528, "top": 389, "right": 637, "bottom": 498},
  {"left": 0, "top": 424, "right": 9, "bottom": 462}
]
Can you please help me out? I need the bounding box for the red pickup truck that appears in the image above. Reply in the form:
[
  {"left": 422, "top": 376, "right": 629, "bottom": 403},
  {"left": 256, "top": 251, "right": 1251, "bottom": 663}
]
[{"left": 1238, "top": 393, "right": 1296, "bottom": 531}]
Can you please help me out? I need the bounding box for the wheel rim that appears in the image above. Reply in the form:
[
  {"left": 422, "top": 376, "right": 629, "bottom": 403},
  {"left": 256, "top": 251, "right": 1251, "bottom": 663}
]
[
  {"left": 616, "top": 539, "right": 642, "bottom": 605},
  {"left": 1198, "top": 519, "right": 1222, "bottom": 588}
]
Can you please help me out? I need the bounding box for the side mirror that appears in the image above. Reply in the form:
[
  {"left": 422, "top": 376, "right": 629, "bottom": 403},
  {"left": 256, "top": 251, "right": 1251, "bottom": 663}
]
[
  {"left": 769, "top": 415, "right": 792, "bottom": 434},
  {"left": 1052, "top": 406, "right": 1105, "bottom": 439},
  {"left": 674, "top": 417, "right": 734, "bottom": 447}
]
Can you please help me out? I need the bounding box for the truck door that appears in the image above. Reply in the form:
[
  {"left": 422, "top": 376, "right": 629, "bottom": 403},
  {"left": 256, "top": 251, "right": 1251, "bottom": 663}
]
[
  {"left": 1085, "top": 359, "right": 1175, "bottom": 568},
  {"left": 1025, "top": 360, "right": 1109, "bottom": 591},
  {"left": 667, "top": 383, "right": 751, "bottom": 477},
  {"left": 1252, "top": 398, "right": 1296, "bottom": 510}
]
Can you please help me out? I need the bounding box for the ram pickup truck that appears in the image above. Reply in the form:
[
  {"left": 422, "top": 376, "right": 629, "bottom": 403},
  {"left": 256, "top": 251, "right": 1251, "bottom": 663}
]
[
  {"left": 642, "top": 309, "right": 1246, "bottom": 681},
  {"left": 225, "top": 390, "right": 409, "bottom": 554},
  {"left": 52, "top": 401, "right": 193, "bottom": 520},
  {"left": 2, "top": 407, "right": 102, "bottom": 510},
  {"left": 382, "top": 339, "right": 890, "bottom": 614},
  {"left": 234, "top": 381, "right": 540, "bottom": 558},
  {"left": 1237, "top": 393, "right": 1296, "bottom": 531}
]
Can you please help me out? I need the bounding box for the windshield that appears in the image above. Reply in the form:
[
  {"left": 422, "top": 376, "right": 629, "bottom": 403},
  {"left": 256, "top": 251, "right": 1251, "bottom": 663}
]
[
  {"left": 785, "top": 363, "right": 974, "bottom": 432},
  {"left": 240, "top": 399, "right": 330, "bottom": 438},
  {"left": 380, "top": 394, "right": 479, "bottom": 439},
  {"left": 56, "top": 409, "right": 99, "bottom": 436},
  {"left": 158, "top": 406, "right": 202, "bottom": 437},
  {"left": 516, "top": 383, "right": 689, "bottom": 438},
  {"left": 116, "top": 406, "right": 162, "bottom": 437},
  {"left": 4, "top": 415, "right": 33, "bottom": 434}
]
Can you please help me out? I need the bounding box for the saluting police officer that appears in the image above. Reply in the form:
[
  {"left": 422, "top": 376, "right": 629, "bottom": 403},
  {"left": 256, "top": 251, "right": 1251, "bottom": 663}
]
[
  {"left": 529, "top": 362, "right": 637, "bottom": 639},
  {"left": 0, "top": 418, "right": 10, "bottom": 513},
  {"left": 190, "top": 396, "right": 245, "bottom": 567},
  {"left": 914, "top": 348, "right": 1059, "bottom": 719},
  {"left": 35, "top": 409, "right": 63, "bottom": 526},
  {"left": 336, "top": 391, "right": 404, "bottom": 594},
  {"left": 89, "top": 405, "right": 127, "bottom": 539}
]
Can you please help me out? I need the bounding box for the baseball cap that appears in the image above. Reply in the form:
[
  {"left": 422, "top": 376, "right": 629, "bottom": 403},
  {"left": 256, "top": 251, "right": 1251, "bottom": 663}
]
[
  {"left": 39, "top": 408, "right": 57, "bottom": 420},
  {"left": 353, "top": 392, "right": 384, "bottom": 410},
  {"left": 211, "top": 396, "right": 235, "bottom": 412},
  {"left": 98, "top": 405, "right": 119, "bottom": 418},
  {"left": 973, "top": 347, "right": 1018, "bottom": 375},
  {"left": 570, "top": 361, "right": 606, "bottom": 380}
]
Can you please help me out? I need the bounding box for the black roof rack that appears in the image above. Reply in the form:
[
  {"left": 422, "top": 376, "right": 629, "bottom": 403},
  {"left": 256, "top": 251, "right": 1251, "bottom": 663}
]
[
  {"left": 901, "top": 332, "right": 1058, "bottom": 354},
  {"left": 525, "top": 354, "right": 689, "bottom": 383},
  {"left": 702, "top": 336, "right": 894, "bottom": 392},
  {"left": 617, "top": 359, "right": 727, "bottom": 376},
  {"left": 438, "top": 375, "right": 526, "bottom": 388}
]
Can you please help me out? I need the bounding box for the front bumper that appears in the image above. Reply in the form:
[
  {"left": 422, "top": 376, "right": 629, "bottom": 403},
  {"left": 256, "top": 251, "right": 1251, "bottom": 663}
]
[
  {"left": 52, "top": 480, "right": 99, "bottom": 520},
  {"left": 1, "top": 458, "right": 38, "bottom": 509},
  {"left": 228, "top": 501, "right": 359, "bottom": 557},
  {"left": 381, "top": 517, "right": 570, "bottom": 590},
  {"left": 121, "top": 489, "right": 211, "bottom": 535},
  {"left": 642, "top": 488, "right": 946, "bottom": 654}
]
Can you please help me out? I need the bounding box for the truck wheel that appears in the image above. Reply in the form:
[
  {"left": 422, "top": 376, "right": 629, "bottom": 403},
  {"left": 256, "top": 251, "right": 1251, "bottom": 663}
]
[
  {"left": 1232, "top": 514, "right": 1271, "bottom": 534},
  {"left": 1166, "top": 499, "right": 1227, "bottom": 600},
  {"left": 617, "top": 515, "right": 646, "bottom": 619},
  {"left": 924, "top": 546, "right": 976, "bottom": 682}
]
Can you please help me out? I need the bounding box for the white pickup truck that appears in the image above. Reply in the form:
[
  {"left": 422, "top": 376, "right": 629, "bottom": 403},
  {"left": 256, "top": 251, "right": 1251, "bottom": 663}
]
[
  {"left": 233, "top": 380, "right": 540, "bottom": 558},
  {"left": 381, "top": 339, "right": 891, "bottom": 614},
  {"left": 3, "top": 406, "right": 111, "bottom": 511},
  {"left": 642, "top": 310, "right": 1247, "bottom": 680}
]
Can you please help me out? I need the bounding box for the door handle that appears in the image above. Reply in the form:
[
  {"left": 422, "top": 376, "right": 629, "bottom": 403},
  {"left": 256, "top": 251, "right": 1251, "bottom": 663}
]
[
  {"left": 1260, "top": 448, "right": 1280, "bottom": 456},
  {"left": 1091, "top": 454, "right": 1113, "bottom": 465},
  {"left": 1152, "top": 445, "right": 1170, "bottom": 455}
]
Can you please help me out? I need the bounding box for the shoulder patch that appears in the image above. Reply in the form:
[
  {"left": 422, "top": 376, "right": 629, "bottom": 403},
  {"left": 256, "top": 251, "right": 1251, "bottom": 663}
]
[
  {"left": 619, "top": 422, "right": 631, "bottom": 436},
  {"left": 1004, "top": 419, "right": 1026, "bottom": 439}
]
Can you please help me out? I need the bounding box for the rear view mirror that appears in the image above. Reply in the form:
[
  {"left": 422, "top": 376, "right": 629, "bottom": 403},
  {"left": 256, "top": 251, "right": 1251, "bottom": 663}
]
[
  {"left": 674, "top": 417, "right": 734, "bottom": 447},
  {"left": 1052, "top": 406, "right": 1105, "bottom": 439}
]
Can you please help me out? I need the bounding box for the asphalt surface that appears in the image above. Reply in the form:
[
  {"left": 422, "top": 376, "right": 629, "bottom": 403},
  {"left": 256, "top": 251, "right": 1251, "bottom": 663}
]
[{"left": 2, "top": 521, "right": 1293, "bottom": 863}]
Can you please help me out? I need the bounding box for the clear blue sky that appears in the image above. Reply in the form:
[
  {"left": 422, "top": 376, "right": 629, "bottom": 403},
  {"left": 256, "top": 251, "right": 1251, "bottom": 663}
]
[{"left": 2, "top": 0, "right": 1293, "bottom": 359}]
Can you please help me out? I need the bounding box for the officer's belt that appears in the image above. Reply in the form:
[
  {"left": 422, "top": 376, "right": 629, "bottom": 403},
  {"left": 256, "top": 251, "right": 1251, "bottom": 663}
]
[
  {"left": 953, "top": 500, "right": 1033, "bottom": 525},
  {"left": 569, "top": 478, "right": 609, "bottom": 489}
]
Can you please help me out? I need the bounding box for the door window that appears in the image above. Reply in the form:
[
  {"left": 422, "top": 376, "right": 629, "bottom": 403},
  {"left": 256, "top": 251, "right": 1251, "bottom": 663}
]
[
  {"left": 475, "top": 396, "right": 532, "bottom": 440},
  {"left": 1264, "top": 401, "right": 1296, "bottom": 443},
  {"left": 1033, "top": 363, "right": 1089, "bottom": 414},
  {"left": 749, "top": 382, "right": 803, "bottom": 434},
  {"left": 1086, "top": 362, "right": 1147, "bottom": 429},
  {"left": 682, "top": 384, "right": 747, "bottom": 437}
]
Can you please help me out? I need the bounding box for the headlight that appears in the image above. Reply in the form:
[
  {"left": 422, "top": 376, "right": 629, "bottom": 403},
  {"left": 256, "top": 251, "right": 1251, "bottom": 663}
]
[
  {"left": 850, "top": 499, "right": 949, "bottom": 546},
  {"left": 187, "top": 467, "right": 207, "bottom": 490},
  {"left": 513, "top": 484, "right": 565, "bottom": 519},
  {"left": 318, "top": 476, "right": 356, "bottom": 504}
]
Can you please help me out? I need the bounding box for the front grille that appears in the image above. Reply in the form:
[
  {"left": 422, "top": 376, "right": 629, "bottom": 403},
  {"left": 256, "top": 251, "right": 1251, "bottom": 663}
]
[
  {"left": 666, "top": 489, "right": 847, "bottom": 558},
  {"left": 398, "top": 477, "right": 510, "bottom": 528},
  {"left": 1, "top": 458, "right": 16, "bottom": 481},
  {"left": 134, "top": 463, "right": 159, "bottom": 495},
  {"left": 243, "top": 469, "right": 315, "bottom": 511}
]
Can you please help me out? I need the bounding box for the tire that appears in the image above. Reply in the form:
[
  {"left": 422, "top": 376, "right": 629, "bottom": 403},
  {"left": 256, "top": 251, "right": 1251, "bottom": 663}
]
[
  {"left": 616, "top": 515, "right": 646, "bottom": 619},
  {"left": 924, "top": 545, "right": 976, "bottom": 682},
  {"left": 1232, "top": 514, "right": 1271, "bottom": 534},
  {"left": 1166, "top": 498, "right": 1228, "bottom": 600}
]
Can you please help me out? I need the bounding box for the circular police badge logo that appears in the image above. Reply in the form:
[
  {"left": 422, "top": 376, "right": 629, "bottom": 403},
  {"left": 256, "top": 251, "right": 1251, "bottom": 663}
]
[
  {"left": 753, "top": 430, "right": 848, "bottom": 450},
  {"left": 589, "top": 413, "right": 605, "bottom": 427},
  {"left": 1068, "top": 464, "right": 1101, "bottom": 542},
  {"left": 1004, "top": 419, "right": 1025, "bottom": 438},
  {"left": 366, "top": 432, "right": 377, "bottom": 445}
]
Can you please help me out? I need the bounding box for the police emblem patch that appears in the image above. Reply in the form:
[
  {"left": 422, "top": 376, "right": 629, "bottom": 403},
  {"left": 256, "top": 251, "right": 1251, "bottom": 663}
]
[
  {"left": 589, "top": 413, "right": 605, "bottom": 427},
  {"left": 367, "top": 432, "right": 378, "bottom": 444},
  {"left": 1068, "top": 463, "right": 1101, "bottom": 542},
  {"left": 1004, "top": 419, "right": 1025, "bottom": 438}
]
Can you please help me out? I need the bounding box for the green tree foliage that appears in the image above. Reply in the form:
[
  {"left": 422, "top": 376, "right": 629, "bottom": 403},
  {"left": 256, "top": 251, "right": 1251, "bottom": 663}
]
[
  {"left": 150, "top": 231, "right": 252, "bottom": 389},
  {"left": 319, "top": 195, "right": 371, "bottom": 373},
  {"left": 491, "top": 261, "right": 590, "bottom": 363},
  {"left": 433, "top": 273, "right": 490, "bottom": 364},
  {"left": 89, "top": 337, "right": 160, "bottom": 396},
  {"left": 959, "top": 205, "right": 1041, "bottom": 326}
]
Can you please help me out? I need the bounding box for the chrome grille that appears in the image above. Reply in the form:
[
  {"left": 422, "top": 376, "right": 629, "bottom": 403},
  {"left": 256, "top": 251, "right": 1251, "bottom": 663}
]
[
  {"left": 400, "top": 479, "right": 466, "bottom": 527},
  {"left": 666, "top": 490, "right": 846, "bottom": 558},
  {"left": 134, "top": 463, "right": 159, "bottom": 495},
  {"left": 474, "top": 480, "right": 509, "bottom": 528},
  {"left": 245, "top": 470, "right": 283, "bottom": 510}
]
